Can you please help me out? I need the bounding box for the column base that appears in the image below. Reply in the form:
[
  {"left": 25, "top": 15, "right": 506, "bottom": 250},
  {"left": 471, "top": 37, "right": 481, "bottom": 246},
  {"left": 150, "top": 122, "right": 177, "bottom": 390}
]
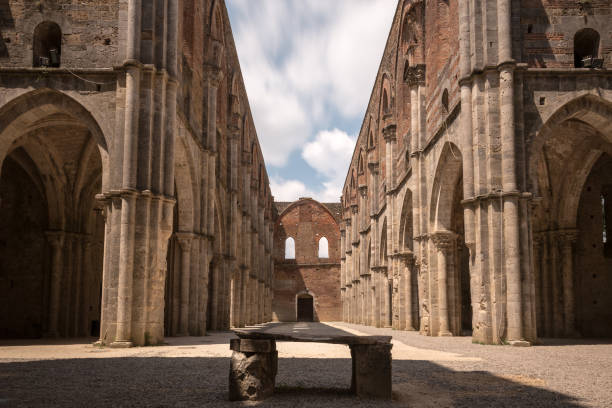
[
  {"left": 438, "top": 331, "right": 453, "bottom": 337},
  {"left": 110, "top": 341, "right": 134, "bottom": 348},
  {"left": 175, "top": 332, "right": 189, "bottom": 337},
  {"left": 509, "top": 340, "right": 531, "bottom": 347},
  {"left": 43, "top": 331, "right": 59, "bottom": 339}
]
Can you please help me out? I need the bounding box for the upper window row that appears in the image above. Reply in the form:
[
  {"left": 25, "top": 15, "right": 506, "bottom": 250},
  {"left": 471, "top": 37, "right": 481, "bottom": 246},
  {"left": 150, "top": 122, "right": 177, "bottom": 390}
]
[{"left": 284, "top": 237, "right": 329, "bottom": 260}]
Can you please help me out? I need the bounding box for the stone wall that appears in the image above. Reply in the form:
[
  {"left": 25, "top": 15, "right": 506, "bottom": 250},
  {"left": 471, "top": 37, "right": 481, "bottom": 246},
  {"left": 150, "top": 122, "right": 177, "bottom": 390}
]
[
  {"left": 0, "top": 0, "right": 274, "bottom": 345},
  {"left": 0, "top": 0, "right": 121, "bottom": 68},
  {"left": 341, "top": 0, "right": 612, "bottom": 345}
]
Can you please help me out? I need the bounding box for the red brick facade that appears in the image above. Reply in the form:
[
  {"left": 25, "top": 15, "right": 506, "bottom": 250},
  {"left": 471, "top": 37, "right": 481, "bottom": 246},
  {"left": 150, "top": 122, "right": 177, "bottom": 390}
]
[{"left": 273, "top": 199, "right": 342, "bottom": 322}]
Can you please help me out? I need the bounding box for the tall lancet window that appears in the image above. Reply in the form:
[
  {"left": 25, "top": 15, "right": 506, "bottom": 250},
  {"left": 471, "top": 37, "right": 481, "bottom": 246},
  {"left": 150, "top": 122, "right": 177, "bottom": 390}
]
[
  {"left": 318, "top": 237, "right": 329, "bottom": 259},
  {"left": 285, "top": 237, "right": 296, "bottom": 260}
]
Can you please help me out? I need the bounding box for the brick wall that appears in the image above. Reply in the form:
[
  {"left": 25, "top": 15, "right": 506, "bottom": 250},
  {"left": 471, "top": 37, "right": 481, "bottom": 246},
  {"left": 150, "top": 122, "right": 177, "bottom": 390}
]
[
  {"left": 0, "top": 0, "right": 121, "bottom": 68},
  {"left": 520, "top": 0, "right": 612, "bottom": 67},
  {"left": 273, "top": 198, "right": 342, "bottom": 322}
]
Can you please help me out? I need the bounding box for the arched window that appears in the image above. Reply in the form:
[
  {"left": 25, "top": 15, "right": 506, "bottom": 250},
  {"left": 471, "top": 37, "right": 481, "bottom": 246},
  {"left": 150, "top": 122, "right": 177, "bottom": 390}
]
[
  {"left": 382, "top": 89, "right": 389, "bottom": 114},
  {"left": 33, "top": 22, "right": 61, "bottom": 67},
  {"left": 211, "top": 4, "right": 224, "bottom": 42},
  {"left": 442, "top": 89, "right": 449, "bottom": 114},
  {"left": 358, "top": 152, "right": 364, "bottom": 174},
  {"left": 574, "top": 28, "right": 600, "bottom": 68},
  {"left": 285, "top": 237, "right": 295, "bottom": 260},
  {"left": 318, "top": 237, "right": 329, "bottom": 258}
]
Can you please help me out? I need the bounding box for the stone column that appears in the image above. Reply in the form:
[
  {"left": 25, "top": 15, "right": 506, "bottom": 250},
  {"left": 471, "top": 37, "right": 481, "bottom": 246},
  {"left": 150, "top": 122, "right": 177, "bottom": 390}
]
[
  {"left": 532, "top": 234, "right": 543, "bottom": 337},
  {"left": 198, "top": 237, "right": 211, "bottom": 335},
  {"left": 560, "top": 230, "right": 578, "bottom": 337},
  {"left": 432, "top": 232, "right": 454, "bottom": 336},
  {"left": 79, "top": 237, "right": 93, "bottom": 336},
  {"left": 401, "top": 252, "right": 415, "bottom": 330},
  {"left": 541, "top": 233, "right": 551, "bottom": 337},
  {"left": 176, "top": 233, "right": 192, "bottom": 336},
  {"left": 550, "top": 232, "right": 563, "bottom": 337},
  {"left": 45, "top": 231, "right": 65, "bottom": 337},
  {"left": 72, "top": 234, "right": 85, "bottom": 337}
]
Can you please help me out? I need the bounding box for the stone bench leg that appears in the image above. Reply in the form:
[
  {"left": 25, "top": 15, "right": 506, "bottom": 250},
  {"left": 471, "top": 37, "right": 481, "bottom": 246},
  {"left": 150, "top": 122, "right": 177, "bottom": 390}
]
[
  {"left": 229, "top": 339, "right": 278, "bottom": 401},
  {"left": 350, "top": 343, "right": 393, "bottom": 399}
]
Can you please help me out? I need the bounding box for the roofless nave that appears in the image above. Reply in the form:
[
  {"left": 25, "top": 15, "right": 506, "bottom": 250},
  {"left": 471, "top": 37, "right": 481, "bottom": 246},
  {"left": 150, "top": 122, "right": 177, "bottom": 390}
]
[{"left": 0, "top": 0, "right": 611, "bottom": 348}]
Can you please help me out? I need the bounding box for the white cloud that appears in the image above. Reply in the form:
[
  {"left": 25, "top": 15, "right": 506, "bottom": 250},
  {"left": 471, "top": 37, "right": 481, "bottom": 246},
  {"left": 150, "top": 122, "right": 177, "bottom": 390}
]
[
  {"left": 270, "top": 178, "right": 313, "bottom": 202},
  {"left": 302, "top": 129, "right": 356, "bottom": 182},
  {"left": 228, "top": 0, "right": 395, "bottom": 194},
  {"left": 270, "top": 128, "right": 355, "bottom": 203}
]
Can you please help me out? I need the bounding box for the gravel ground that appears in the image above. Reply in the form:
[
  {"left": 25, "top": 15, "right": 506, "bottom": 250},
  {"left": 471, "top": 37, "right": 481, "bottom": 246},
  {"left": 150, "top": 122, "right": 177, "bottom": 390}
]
[
  {"left": 0, "top": 322, "right": 610, "bottom": 407},
  {"left": 337, "top": 322, "right": 612, "bottom": 408}
]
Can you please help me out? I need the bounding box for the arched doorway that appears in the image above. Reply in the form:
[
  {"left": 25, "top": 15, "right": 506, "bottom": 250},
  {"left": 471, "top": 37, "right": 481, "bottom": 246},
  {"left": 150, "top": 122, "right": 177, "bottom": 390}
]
[
  {"left": 0, "top": 90, "right": 108, "bottom": 339},
  {"left": 530, "top": 95, "right": 612, "bottom": 338},
  {"left": 296, "top": 293, "right": 314, "bottom": 322},
  {"left": 429, "top": 142, "right": 471, "bottom": 336}
]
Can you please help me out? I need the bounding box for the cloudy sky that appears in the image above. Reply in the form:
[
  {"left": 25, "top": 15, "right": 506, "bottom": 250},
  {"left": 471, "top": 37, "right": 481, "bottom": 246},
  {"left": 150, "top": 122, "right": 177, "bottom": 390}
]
[{"left": 227, "top": 0, "right": 396, "bottom": 203}]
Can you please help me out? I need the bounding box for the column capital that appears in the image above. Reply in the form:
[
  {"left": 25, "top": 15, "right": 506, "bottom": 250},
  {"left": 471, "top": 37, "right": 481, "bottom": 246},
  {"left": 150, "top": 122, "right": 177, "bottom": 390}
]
[
  {"left": 358, "top": 184, "right": 368, "bottom": 197},
  {"left": 397, "top": 250, "right": 415, "bottom": 262},
  {"left": 45, "top": 231, "right": 65, "bottom": 248},
  {"left": 404, "top": 64, "right": 426, "bottom": 87},
  {"left": 382, "top": 124, "right": 397, "bottom": 143},
  {"left": 204, "top": 65, "right": 224, "bottom": 87},
  {"left": 367, "top": 161, "right": 379, "bottom": 173},
  {"left": 431, "top": 231, "right": 456, "bottom": 250},
  {"left": 175, "top": 232, "right": 195, "bottom": 251},
  {"left": 557, "top": 229, "right": 578, "bottom": 247}
]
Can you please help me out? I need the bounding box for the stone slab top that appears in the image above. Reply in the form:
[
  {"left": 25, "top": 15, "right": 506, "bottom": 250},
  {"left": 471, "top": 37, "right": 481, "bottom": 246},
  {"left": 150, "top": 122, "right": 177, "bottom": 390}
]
[{"left": 232, "top": 322, "right": 391, "bottom": 345}]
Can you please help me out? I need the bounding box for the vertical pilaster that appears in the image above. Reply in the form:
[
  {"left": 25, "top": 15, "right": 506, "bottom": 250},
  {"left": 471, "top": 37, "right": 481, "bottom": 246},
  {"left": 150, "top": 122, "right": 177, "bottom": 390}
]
[
  {"left": 432, "top": 232, "right": 454, "bottom": 337},
  {"left": 561, "top": 231, "right": 578, "bottom": 337},
  {"left": 45, "top": 231, "right": 65, "bottom": 337},
  {"left": 176, "top": 233, "right": 192, "bottom": 335}
]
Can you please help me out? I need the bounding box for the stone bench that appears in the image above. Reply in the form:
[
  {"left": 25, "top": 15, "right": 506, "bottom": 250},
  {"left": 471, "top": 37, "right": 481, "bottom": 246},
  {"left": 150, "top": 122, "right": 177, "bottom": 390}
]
[{"left": 228, "top": 325, "right": 392, "bottom": 401}]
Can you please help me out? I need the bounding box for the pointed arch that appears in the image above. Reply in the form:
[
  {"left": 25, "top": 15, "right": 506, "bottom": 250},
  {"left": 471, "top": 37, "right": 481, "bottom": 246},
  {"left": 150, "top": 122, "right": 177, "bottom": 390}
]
[
  {"left": 530, "top": 95, "right": 612, "bottom": 229},
  {"left": 210, "top": 0, "right": 224, "bottom": 42},
  {"left": 0, "top": 89, "right": 110, "bottom": 187},
  {"left": 430, "top": 142, "right": 463, "bottom": 231}
]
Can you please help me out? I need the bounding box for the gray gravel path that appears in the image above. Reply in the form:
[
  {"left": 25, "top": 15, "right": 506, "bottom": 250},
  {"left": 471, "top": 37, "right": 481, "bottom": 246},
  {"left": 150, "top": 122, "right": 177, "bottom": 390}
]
[
  {"left": 338, "top": 322, "right": 612, "bottom": 408},
  {"left": 1, "top": 323, "right": 610, "bottom": 407}
]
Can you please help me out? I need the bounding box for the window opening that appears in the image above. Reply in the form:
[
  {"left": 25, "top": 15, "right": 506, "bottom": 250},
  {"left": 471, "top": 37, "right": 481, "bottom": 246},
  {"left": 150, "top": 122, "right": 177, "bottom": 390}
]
[
  {"left": 33, "top": 22, "right": 61, "bottom": 67},
  {"left": 318, "top": 237, "right": 329, "bottom": 259},
  {"left": 383, "top": 89, "right": 389, "bottom": 114},
  {"left": 285, "top": 237, "right": 295, "bottom": 260},
  {"left": 442, "top": 89, "right": 449, "bottom": 114},
  {"left": 574, "top": 28, "right": 601, "bottom": 68}
]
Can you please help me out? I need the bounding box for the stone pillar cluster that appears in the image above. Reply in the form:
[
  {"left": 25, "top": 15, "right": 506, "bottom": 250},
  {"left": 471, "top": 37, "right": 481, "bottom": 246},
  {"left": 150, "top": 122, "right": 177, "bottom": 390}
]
[
  {"left": 532, "top": 230, "right": 578, "bottom": 338},
  {"left": 90, "top": 0, "right": 273, "bottom": 346},
  {"left": 338, "top": 0, "right": 568, "bottom": 345}
]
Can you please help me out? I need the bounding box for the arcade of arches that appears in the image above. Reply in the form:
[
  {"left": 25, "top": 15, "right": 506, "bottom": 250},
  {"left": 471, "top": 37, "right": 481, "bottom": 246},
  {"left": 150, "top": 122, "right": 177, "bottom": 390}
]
[
  {"left": 340, "top": 0, "right": 612, "bottom": 345},
  {"left": 0, "top": 0, "right": 274, "bottom": 346}
]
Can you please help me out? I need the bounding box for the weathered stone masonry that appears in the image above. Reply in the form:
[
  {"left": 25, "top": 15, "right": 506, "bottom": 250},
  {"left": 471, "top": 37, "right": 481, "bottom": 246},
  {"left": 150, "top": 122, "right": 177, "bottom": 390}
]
[
  {"left": 341, "top": 0, "right": 612, "bottom": 344},
  {"left": 0, "top": 0, "right": 274, "bottom": 345}
]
